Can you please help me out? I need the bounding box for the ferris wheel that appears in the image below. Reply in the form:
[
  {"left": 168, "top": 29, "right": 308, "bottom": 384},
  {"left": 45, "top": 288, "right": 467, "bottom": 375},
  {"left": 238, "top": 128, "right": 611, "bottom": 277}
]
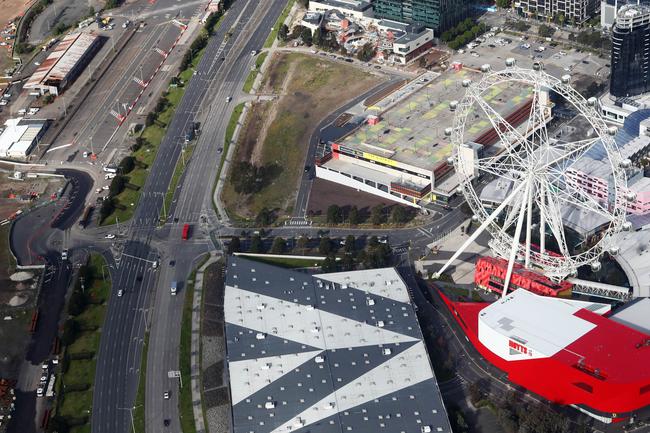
[{"left": 434, "top": 62, "right": 631, "bottom": 290}]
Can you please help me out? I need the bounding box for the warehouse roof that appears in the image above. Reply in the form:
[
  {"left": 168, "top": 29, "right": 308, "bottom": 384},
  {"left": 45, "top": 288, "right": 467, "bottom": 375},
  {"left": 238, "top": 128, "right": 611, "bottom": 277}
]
[
  {"left": 224, "top": 256, "right": 452, "bottom": 433},
  {"left": 0, "top": 118, "right": 46, "bottom": 158},
  {"left": 25, "top": 32, "right": 98, "bottom": 89}
]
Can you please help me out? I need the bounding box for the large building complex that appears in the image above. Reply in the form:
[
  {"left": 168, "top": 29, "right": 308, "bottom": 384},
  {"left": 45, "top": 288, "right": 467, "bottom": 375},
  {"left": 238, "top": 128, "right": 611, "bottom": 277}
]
[
  {"left": 224, "top": 256, "right": 452, "bottom": 433},
  {"left": 372, "top": 0, "right": 470, "bottom": 31},
  {"left": 24, "top": 32, "right": 101, "bottom": 96},
  {"left": 316, "top": 68, "right": 534, "bottom": 207},
  {"left": 517, "top": 0, "right": 599, "bottom": 24},
  {"left": 441, "top": 288, "right": 650, "bottom": 423}
]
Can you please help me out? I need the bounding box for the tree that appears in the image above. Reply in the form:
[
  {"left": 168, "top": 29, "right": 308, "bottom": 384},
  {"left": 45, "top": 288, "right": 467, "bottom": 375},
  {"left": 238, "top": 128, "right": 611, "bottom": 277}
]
[
  {"left": 538, "top": 24, "right": 555, "bottom": 38},
  {"left": 321, "top": 254, "right": 337, "bottom": 272},
  {"left": 291, "top": 25, "right": 306, "bottom": 40},
  {"left": 313, "top": 28, "right": 323, "bottom": 46},
  {"left": 145, "top": 112, "right": 156, "bottom": 127},
  {"left": 109, "top": 175, "right": 126, "bottom": 197},
  {"left": 371, "top": 205, "right": 384, "bottom": 225},
  {"left": 61, "top": 319, "right": 80, "bottom": 346},
  {"left": 250, "top": 234, "right": 263, "bottom": 253},
  {"left": 326, "top": 205, "right": 342, "bottom": 224},
  {"left": 344, "top": 235, "right": 356, "bottom": 253},
  {"left": 357, "top": 42, "right": 376, "bottom": 62},
  {"left": 99, "top": 198, "right": 115, "bottom": 222},
  {"left": 297, "top": 0, "right": 309, "bottom": 7},
  {"left": 297, "top": 236, "right": 309, "bottom": 254},
  {"left": 348, "top": 206, "right": 360, "bottom": 225},
  {"left": 341, "top": 253, "right": 354, "bottom": 271},
  {"left": 496, "top": 0, "right": 511, "bottom": 8},
  {"left": 301, "top": 27, "right": 313, "bottom": 46},
  {"left": 255, "top": 207, "right": 274, "bottom": 226},
  {"left": 270, "top": 237, "right": 286, "bottom": 254},
  {"left": 227, "top": 236, "right": 241, "bottom": 254},
  {"left": 119, "top": 156, "right": 135, "bottom": 174},
  {"left": 278, "top": 24, "right": 289, "bottom": 41},
  {"left": 390, "top": 206, "right": 407, "bottom": 224},
  {"left": 318, "top": 237, "right": 332, "bottom": 255}
]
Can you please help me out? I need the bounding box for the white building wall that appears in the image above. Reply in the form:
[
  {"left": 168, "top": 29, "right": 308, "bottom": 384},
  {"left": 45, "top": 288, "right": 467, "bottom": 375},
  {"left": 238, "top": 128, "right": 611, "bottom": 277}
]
[
  {"left": 315, "top": 165, "right": 420, "bottom": 207},
  {"left": 478, "top": 315, "right": 548, "bottom": 361},
  {"left": 308, "top": 0, "right": 373, "bottom": 19}
]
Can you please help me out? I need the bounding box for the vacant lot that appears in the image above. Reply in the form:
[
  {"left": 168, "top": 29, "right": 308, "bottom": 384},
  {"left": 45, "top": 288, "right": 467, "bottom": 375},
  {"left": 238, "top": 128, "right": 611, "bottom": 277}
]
[{"left": 223, "top": 52, "right": 383, "bottom": 220}]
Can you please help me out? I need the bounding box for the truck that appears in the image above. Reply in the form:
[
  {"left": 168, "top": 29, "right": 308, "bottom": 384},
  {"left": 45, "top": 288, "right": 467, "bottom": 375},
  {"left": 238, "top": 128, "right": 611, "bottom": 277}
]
[
  {"left": 45, "top": 375, "right": 56, "bottom": 398},
  {"left": 181, "top": 224, "right": 190, "bottom": 240},
  {"left": 170, "top": 281, "right": 177, "bottom": 296},
  {"left": 79, "top": 205, "right": 94, "bottom": 228}
]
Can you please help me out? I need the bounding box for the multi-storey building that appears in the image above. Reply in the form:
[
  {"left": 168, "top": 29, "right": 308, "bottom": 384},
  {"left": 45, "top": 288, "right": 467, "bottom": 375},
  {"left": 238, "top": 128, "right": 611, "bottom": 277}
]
[
  {"left": 610, "top": 4, "right": 650, "bottom": 97},
  {"left": 517, "top": 0, "right": 599, "bottom": 24},
  {"left": 372, "top": 0, "right": 470, "bottom": 32}
]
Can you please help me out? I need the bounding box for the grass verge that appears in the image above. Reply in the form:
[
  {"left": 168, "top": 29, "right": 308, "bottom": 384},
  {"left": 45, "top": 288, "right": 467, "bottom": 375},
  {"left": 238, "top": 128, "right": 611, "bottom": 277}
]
[
  {"left": 263, "top": 0, "right": 295, "bottom": 48},
  {"left": 242, "top": 52, "right": 268, "bottom": 93},
  {"left": 178, "top": 264, "right": 202, "bottom": 433}
]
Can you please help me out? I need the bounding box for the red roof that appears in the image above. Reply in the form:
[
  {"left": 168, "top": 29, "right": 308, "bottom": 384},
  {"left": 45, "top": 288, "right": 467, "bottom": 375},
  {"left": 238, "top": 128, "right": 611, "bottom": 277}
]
[{"left": 439, "top": 290, "right": 650, "bottom": 417}]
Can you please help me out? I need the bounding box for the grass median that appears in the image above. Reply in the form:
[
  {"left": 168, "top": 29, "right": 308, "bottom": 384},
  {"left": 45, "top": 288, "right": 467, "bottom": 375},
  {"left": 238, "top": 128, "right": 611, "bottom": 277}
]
[
  {"left": 264, "top": 0, "right": 295, "bottom": 48},
  {"left": 133, "top": 332, "right": 148, "bottom": 433},
  {"left": 242, "top": 52, "right": 268, "bottom": 93},
  {"left": 178, "top": 265, "right": 201, "bottom": 433}
]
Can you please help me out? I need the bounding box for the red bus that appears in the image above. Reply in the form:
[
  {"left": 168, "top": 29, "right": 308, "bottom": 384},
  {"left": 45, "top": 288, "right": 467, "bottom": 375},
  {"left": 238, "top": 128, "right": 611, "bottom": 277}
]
[{"left": 182, "top": 224, "right": 190, "bottom": 240}]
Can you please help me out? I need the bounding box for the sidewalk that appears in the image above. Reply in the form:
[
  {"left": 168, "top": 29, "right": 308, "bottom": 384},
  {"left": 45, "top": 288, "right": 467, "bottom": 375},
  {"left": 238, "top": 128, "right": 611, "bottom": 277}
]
[{"left": 190, "top": 253, "right": 220, "bottom": 433}]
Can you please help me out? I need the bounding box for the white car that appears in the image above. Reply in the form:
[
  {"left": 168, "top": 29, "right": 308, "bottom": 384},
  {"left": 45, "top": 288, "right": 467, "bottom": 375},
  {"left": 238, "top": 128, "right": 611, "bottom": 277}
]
[
  {"left": 163, "top": 391, "right": 170, "bottom": 399},
  {"left": 41, "top": 362, "right": 48, "bottom": 370},
  {"left": 0, "top": 100, "right": 7, "bottom": 106},
  {"left": 251, "top": 50, "right": 257, "bottom": 56},
  {"left": 102, "top": 185, "right": 109, "bottom": 190},
  {"left": 40, "top": 374, "right": 47, "bottom": 382},
  {"left": 117, "top": 289, "right": 124, "bottom": 297},
  {"left": 37, "top": 388, "right": 44, "bottom": 397},
  {"left": 226, "top": 96, "right": 232, "bottom": 102},
  {"left": 82, "top": 151, "right": 89, "bottom": 158},
  {"left": 105, "top": 234, "right": 116, "bottom": 239}
]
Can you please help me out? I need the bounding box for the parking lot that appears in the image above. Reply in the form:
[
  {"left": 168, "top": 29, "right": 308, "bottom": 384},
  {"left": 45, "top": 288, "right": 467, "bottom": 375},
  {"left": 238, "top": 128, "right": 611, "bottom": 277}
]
[{"left": 453, "top": 31, "right": 610, "bottom": 82}]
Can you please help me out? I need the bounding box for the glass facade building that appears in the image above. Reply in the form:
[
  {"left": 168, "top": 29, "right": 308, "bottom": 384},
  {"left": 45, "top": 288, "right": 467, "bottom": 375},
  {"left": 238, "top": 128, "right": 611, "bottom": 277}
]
[
  {"left": 610, "top": 4, "right": 650, "bottom": 97},
  {"left": 373, "top": 0, "right": 470, "bottom": 32}
]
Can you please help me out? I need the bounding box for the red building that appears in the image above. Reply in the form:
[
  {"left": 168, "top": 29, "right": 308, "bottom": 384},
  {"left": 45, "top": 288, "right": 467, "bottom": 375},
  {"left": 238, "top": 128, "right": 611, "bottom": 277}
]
[
  {"left": 440, "top": 288, "right": 650, "bottom": 423},
  {"left": 474, "top": 256, "right": 573, "bottom": 297}
]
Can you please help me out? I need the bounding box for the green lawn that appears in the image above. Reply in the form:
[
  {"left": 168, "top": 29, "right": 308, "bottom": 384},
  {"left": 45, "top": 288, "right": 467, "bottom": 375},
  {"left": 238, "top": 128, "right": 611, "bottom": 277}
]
[
  {"left": 244, "top": 255, "right": 325, "bottom": 268},
  {"left": 64, "top": 359, "right": 96, "bottom": 387},
  {"left": 264, "top": 0, "right": 294, "bottom": 48},
  {"left": 59, "top": 389, "right": 93, "bottom": 419},
  {"left": 242, "top": 52, "right": 268, "bottom": 93}
]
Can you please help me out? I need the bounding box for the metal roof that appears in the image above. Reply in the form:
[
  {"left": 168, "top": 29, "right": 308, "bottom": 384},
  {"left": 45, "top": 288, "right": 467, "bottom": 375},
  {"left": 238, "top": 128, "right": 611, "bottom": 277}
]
[
  {"left": 611, "top": 298, "right": 650, "bottom": 334},
  {"left": 25, "top": 32, "right": 98, "bottom": 89},
  {"left": 225, "top": 256, "right": 452, "bottom": 433}
]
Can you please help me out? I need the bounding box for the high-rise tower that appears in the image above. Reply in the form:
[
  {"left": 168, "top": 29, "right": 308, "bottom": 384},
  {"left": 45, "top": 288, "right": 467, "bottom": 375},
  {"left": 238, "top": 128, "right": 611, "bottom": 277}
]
[
  {"left": 372, "top": 0, "right": 469, "bottom": 32},
  {"left": 610, "top": 4, "right": 650, "bottom": 97}
]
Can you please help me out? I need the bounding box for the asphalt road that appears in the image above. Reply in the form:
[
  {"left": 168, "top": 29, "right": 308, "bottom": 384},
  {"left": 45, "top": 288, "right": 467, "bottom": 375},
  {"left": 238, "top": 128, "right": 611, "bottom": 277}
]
[
  {"left": 90, "top": 1, "right": 288, "bottom": 432},
  {"left": 144, "top": 1, "right": 289, "bottom": 432}
]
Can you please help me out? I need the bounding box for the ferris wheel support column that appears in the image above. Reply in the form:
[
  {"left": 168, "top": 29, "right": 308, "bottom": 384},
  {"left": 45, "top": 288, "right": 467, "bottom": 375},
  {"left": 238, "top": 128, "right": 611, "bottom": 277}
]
[
  {"left": 525, "top": 181, "right": 534, "bottom": 268},
  {"left": 433, "top": 180, "right": 527, "bottom": 279},
  {"left": 502, "top": 178, "right": 531, "bottom": 298},
  {"left": 539, "top": 185, "right": 546, "bottom": 254}
]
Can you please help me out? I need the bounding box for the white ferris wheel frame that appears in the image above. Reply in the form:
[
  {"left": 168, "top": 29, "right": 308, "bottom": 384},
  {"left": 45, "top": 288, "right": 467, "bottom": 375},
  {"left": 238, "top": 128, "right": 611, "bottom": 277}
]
[{"left": 434, "top": 65, "right": 629, "bottom": 291}]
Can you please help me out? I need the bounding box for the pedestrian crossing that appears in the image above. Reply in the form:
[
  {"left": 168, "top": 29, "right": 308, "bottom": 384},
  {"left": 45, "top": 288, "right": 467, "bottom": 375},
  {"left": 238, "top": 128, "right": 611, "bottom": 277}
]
[{"left": 285, "top": 218, "right": 311, "bottom": 226}]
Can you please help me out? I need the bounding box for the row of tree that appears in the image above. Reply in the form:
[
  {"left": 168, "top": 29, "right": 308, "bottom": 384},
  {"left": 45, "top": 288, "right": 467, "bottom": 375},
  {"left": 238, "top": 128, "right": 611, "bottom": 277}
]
[
  {"left": 227, "top": 234, "right": 392, "bottom": 272},
  {"left": 325, "top": 204, "right": 412, "bottom": 226},
  {"left": 442, "top": 19, "right": 489, "bottom": 51}
]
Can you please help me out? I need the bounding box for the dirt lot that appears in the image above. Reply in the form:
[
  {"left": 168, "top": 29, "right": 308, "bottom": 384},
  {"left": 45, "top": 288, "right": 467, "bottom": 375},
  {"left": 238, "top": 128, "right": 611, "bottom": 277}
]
[
  {"left": 0, "top": 174, "right": 64, "bottom": 220},
  {"left": 307, "top": 178, "right": 403, "bottom": 217},
  {"left": 223, "top": 52, "right": 384, "bottom": 220},
  {"left": 0, "top": 0, "right": 32, "bottom": 74}
]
